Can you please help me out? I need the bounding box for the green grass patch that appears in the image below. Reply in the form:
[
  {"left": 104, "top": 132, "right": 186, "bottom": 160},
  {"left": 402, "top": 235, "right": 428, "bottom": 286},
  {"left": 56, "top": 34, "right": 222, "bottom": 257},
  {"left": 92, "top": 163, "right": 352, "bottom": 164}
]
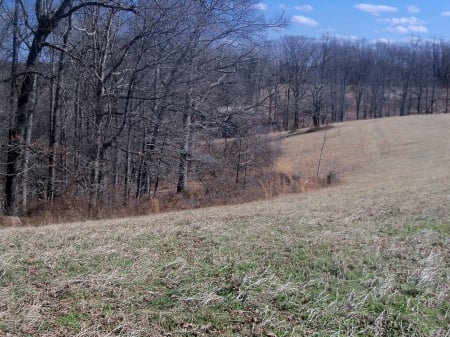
[
  {"left": 57, "top": 311, "right": 89, "bottom": 331},
  {"left": 1, "top": 195, "right": 449, "bottom": 336}
]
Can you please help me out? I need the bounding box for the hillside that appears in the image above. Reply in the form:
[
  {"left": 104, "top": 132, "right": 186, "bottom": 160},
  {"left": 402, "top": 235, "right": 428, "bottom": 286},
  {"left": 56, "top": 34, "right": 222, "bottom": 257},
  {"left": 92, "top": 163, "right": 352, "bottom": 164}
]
[{"left": 1, "top": 115, "right": 449, "bottom": 336}]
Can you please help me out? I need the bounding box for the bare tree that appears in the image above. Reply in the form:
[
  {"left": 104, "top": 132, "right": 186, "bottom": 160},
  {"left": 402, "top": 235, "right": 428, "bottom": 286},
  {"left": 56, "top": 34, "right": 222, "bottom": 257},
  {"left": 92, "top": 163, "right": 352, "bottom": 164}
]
[
  {"left": 279, "top": 36, "right": 314, "bottom": 130},
  {"left": 3, "top": 0, "right": 135, "bottom": 215}
]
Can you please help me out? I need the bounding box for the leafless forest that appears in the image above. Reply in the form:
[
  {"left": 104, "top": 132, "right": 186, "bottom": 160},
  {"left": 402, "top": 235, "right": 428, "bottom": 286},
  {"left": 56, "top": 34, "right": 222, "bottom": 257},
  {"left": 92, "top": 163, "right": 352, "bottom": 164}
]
[{"left": 1, "top": 0, "right": 449, "bottom": 220}]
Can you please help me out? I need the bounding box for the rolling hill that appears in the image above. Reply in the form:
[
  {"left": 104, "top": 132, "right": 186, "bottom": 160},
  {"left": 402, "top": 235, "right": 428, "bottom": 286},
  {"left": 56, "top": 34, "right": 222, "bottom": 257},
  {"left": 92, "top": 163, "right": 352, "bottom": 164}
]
[{"left": 1, "top": 115, "right": 449, "bottom": 336}]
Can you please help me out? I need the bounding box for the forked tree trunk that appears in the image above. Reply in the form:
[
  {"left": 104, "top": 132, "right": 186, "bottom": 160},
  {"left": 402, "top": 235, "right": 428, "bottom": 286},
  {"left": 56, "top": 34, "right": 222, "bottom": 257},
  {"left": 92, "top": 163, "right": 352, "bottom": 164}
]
[
  {"left": 5, "top": 23, "right": 53, "bottom": 215},
  {"left": 4, "top": 0, "right": 77, "bottom": 215}
]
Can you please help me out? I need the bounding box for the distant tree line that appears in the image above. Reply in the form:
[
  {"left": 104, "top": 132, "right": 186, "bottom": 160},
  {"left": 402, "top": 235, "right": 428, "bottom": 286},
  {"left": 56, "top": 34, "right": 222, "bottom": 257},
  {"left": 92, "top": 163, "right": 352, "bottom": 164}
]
[
  {"left": 0, "top": 1, "right": 448, "bottom": 217},
  {"left": 268, "top": 35, "right": 450, "bottom": 129}
]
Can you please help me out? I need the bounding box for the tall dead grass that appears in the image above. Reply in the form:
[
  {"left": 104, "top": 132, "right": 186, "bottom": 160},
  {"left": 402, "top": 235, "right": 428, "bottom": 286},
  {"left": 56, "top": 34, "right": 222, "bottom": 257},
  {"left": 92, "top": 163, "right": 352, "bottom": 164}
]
[{"left": 22, "top": 169, "right": 339, "bottom": 226}]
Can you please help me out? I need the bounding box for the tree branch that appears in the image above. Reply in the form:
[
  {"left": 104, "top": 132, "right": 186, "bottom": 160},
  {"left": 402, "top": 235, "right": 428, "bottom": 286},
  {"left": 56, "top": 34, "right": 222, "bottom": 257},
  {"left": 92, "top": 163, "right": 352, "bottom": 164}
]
[{"left": 54, "top": 1, "right": 136, "bottom": 21}]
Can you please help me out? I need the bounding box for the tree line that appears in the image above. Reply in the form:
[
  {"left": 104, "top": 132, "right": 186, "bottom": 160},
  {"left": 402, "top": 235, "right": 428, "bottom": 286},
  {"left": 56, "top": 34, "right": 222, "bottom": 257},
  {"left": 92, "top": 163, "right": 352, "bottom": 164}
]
[
  {"left": 269, "top": 35, "right": 450, "bottom": 128},
  {"left": 1, "top": 0, "right": 449, "bottom": 218}
]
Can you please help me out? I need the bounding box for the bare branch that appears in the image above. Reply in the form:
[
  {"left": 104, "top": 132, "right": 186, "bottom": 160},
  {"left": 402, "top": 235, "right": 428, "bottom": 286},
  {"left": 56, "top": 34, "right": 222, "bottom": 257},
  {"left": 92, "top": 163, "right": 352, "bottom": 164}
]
[{"left": 54, "top": 1, "right": 136, "bottom": 21}]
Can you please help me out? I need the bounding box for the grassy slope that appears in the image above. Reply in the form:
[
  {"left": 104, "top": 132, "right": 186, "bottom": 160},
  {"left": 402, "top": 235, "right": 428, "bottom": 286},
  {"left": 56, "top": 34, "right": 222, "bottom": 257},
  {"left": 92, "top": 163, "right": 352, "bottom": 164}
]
[{"left": 1, "top": 115, "right": 449, "bottom": 337}]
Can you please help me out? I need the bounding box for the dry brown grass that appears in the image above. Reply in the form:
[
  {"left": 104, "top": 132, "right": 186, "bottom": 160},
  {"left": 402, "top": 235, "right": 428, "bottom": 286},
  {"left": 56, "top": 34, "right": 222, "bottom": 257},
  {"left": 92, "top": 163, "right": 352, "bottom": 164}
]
[
  {"left": 277, "top": 114, "right": 450, "bottom": 186},
  {"left": 0, "top": 216, "right": 22, "bottom": 228},
  {"left": 1, "top": 114, "right": 449, "bottom": 336}
]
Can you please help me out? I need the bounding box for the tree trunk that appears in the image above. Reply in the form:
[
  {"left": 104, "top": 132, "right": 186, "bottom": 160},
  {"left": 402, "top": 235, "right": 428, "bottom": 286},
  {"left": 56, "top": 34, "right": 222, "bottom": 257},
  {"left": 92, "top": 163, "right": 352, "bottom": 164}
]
[
  {"left": 235, "top": 138, "right": 242, "bottom": 184},
  {"left": 355, "top": 87, "right": 363, "bottom": 120},
  {"left": 283, "top": 89, "right": 290, "bottom": 130},
  {"left": 417, "top": 85, "right": 423, "bottom": 114},
  {"left": 135, "top": 132, "right": 147, "bottom": 200},
  {"left": 89, "top": 132, "right": 102, "bottom": 216},
  {"left": 399, "top": 79, "right": 410, "bottom": 116},
  {"left": 47, "top": 17, "right": 71, "bottom": 202},
  {"left": 123, "top": 120, "right": 132, "bottom": 205},
  {"left": 4, "top": 26, "right": 52, "bottom": 215},
  {"left": 430, "top": 81, "right": 436, "bottom": 114},
  {"left": 3, "top": 0, "right": 75, "bottom": 215},
  {"left": 8, "top": 0, "right": 19, "bottom": 128},
  {"left": 339, "top": 79, "right": 346, "bottom": 122},
  {"left": 176, "top": 109, "right": 191, "bottom": 193},
  {"left": 21, "top": 78, "right": 36, "bottom": 214},
  {"left": 293, "top": 90, "right": 300, "bottom": 130}
]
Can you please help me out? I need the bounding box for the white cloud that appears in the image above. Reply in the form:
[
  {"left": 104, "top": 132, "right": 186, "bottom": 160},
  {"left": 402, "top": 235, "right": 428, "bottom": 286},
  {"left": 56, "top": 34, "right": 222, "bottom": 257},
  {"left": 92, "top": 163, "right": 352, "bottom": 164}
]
[
  {"left": 409, "top": 25, "right": 428, "bottom": 33},
  {"left": 254, "top": 2, "right": 267, "bottom": 11},
  {"left": 355, "top": 3, "right": 398, "bottom": 16},
  {"left": 441, "top": 11, "right": 450, "bottom": 16},
  {"left": 292, "top": 15, "right": 319, "bottom": 27},
  {"left": 388, "top": 25, "right": 427, "bottom": 33},
  {"left": 294, "top": 4, "right": 314, "bottom": 12},
  {"left": 380, "top": 16, "right": 423, "bottom": 25},
  {"left": 389, "top": 25, "right": 407, "bottom": 33},
  {"left": 333, "top": 34, "right": 360, "bottom": 41},
  {"left": 380, "top": 16, "right": 427, "bottom": 34},
  {"left": 407, "top": 5, "right": 420, "bottom": 14}
]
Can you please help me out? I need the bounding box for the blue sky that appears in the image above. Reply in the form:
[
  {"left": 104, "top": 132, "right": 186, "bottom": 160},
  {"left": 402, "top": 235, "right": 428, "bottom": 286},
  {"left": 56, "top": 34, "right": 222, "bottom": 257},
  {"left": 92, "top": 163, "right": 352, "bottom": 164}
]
[{"left": 256, "top": 1, "right": 450, "bottom": 41}]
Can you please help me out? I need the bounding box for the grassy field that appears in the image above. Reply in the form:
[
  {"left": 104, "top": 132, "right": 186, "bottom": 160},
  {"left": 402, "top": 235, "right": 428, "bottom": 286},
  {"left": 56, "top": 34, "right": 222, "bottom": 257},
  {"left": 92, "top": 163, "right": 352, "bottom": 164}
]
[{"left": 1, "top": 115, "right": 449, "bottom": 336}]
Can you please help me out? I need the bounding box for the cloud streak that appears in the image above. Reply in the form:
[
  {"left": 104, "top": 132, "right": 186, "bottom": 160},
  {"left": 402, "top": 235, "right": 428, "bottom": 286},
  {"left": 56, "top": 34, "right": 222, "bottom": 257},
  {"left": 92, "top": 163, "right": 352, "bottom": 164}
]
[
  {"left": 294, "top": 4, "right": 314, "bottom": 12},
  {"left": 407, "top": 5, "right": 420, "bottom": 14},
  {"left": 292, "top": 15, "right": 319, "bottom": 27},
  {"left": 355, "top": 3, "right": 398, "bottom": 16}
]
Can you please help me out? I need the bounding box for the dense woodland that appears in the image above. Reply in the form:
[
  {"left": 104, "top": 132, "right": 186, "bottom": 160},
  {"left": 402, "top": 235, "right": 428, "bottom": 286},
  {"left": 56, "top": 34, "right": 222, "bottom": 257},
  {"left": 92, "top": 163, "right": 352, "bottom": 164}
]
[{"left": 1, "top": 0, "right": 449, "bottom": 219}]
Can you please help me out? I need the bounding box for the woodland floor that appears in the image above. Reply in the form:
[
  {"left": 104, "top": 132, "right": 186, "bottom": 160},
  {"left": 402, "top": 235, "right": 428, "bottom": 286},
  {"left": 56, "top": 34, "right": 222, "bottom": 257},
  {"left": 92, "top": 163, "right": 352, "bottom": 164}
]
[{"left": 1, "top": 114, "right": 449, "bottom": 336}]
